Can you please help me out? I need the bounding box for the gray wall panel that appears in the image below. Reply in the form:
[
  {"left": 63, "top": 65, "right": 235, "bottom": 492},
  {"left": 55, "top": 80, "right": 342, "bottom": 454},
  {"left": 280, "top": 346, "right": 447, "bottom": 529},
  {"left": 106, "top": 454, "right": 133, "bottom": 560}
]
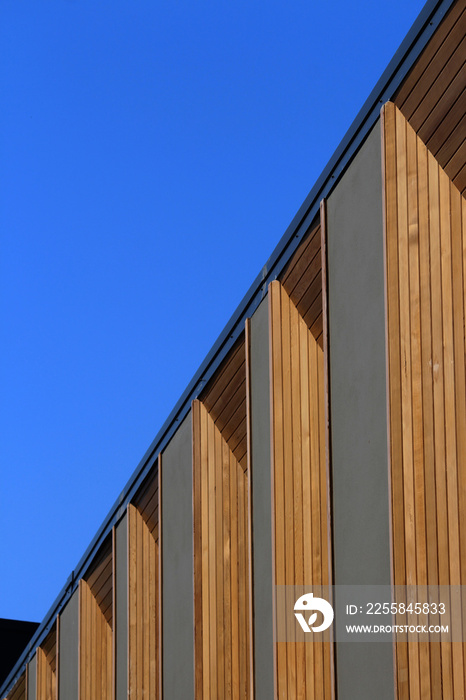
[
  {"left": 161, "top": 414, "right": 194, "bottom": 700},
  {"left": 115, "top": 513, "right": 128, "bottom": 700},
  {"left": 249, "top": 298, "right": 274, "bottom": 700},
  {"left": 58, "top": 588, "right": 79, "bottom": 700},
  {"left": 28, "top": 654, "right": 36, "bottom": 700},
  {"left": 327, "top": 119, "right": 394, "bottom": 699}
]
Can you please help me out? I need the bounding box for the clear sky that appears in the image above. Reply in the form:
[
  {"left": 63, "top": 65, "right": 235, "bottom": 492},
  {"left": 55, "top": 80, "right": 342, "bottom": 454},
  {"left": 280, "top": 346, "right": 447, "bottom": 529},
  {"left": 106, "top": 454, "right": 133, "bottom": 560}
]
[{"left": 1, "top": 0, "right": 426, "bottom": 623}]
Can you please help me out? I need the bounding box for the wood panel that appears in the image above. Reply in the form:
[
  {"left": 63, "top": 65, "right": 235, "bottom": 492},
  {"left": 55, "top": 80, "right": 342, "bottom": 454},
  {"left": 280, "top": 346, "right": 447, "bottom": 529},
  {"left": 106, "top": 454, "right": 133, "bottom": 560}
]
[
  {"left": 383, "top": 101, "right": 466, "bottom": 699},
  {"left": 133, "top": 464, "right": 159, "bottom": 539},
  {"left": 37, "top": 625, "right": 57, "bottom": 700},
  {"left": 201, "top": 335, "right": 248, "bottom": 469},
  {"left": 268, "top": 279, "right": 333, "bottom": 699},
  {"left": 394, "top": 0, "right": 466, "bottom": 195},
  {"left": 79, "top": 580, "right": 112, "bottom": 700},
  {"left": 85, "top": 538, "right": 113, "bottom": 627},
  {"left": 7, "top": 674, "right": 25, "bottom": 700},
  {"left": 192, "top": 399, "right": 250, "bottom": 699},
  {"left": 127, "top": 502, "right": 159, "bottom": 700},
  {"left": 279, "top": 221, "right": 324, "bottom": 343}
]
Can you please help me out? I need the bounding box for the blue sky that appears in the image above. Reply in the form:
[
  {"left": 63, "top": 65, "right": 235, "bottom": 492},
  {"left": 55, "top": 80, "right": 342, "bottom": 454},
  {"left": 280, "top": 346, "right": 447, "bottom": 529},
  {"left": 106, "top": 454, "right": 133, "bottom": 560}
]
[{"left": 1, "top": 0, "right": 426, "bottom": 622}]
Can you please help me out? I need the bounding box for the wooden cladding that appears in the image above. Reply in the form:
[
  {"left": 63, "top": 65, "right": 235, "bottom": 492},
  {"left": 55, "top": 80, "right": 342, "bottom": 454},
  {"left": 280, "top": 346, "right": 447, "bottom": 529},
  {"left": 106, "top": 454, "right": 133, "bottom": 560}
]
[
  {"left": 37, "top": 625, "right": 57, "bottom": 700},
  {"left": 79, "top": 536, "right": 113, "bottom": 700},
  {"left": 201, "top": 335, "right": 248, "bottom": 470},
  {"left": 127, "top": 463, "right": 161, "bottom": 699},
  {"left": 6, "top": 674, "right": 25, "bottom": 700},
  {"left": 79, "top": 580, "right": 112, "bottom": 700},
  {"left": 5, "top": 466, "right": 162, "bottom": 700},
  {"left": 268, "top": 280, "right": 332, "bottom": 699},
  {"left": 128, "top": 500, "right": 160, "bottom": 700},
  {"left": 279, "top": 220, "right": 324, "bottom": 342},
  {"left": 85, "top": 539, "right": 113, "bottom": 628},
  {"left": 192, "top": 399, "right": 251, "bottom": 700},
  {"left": 383, "top": 102, "right": 466, "bottom": 699},
  {"left": 394, "top": 0, "right": 466, "bottom": 194},
  {"left": 132, "top": 465, "right": 159, "bottom": 539}
]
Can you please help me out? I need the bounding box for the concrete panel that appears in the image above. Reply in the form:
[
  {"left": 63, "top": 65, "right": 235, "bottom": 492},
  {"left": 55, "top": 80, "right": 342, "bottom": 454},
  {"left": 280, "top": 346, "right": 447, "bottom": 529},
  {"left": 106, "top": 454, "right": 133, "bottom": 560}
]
[
  {"left": 249, "top": 297, "right": 274, "bottom": 700},
  {"left": 161, "top": 414, "right": 194, "bottom": 700},
  {"left": 327, "top": 120, "right": 394, "bottom": 699},
  {"left": 27, "top": 654, "right": 36, "bottom": 700},
  {"left": 115, "top": 513, "right": 128, "bottom": 700},
  {"left": 58, "top": 588, "right": 79, "bottom": 700}
]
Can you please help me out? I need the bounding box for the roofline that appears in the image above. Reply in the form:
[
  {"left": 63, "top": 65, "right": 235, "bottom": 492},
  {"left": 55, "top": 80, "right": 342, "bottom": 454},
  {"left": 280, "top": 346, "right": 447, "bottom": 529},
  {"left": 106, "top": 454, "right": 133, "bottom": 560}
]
[{"left": 1, "top": 0, "right": 455, "bottom": 694}]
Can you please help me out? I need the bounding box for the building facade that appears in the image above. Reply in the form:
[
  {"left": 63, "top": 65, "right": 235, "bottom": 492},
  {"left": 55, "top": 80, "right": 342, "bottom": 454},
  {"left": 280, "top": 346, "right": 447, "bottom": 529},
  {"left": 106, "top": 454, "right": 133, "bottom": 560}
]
[{"left": 2, "top": 0, "right": 465, "bottom": 697}]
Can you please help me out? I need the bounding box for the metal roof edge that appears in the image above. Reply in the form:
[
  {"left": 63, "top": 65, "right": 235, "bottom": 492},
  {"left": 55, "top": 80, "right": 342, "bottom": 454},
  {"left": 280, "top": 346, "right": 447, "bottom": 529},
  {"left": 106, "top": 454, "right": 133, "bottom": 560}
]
[{"left": 0, "top": 0, "right": 456, "bottom": 694}]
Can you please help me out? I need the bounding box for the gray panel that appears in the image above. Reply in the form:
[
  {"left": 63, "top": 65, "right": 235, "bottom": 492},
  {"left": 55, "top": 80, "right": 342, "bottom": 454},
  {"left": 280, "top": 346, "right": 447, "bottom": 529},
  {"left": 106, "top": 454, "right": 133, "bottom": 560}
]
[
  {"left": 115, "top": 513, "right": 128, "bottom": 700},
  {"left": 327, "top": 120, "right": 394, "bottom": 699},
  {"left": 249, "top": 298, "right": 274, "bottom": 700},
  {"left": 28, "top": 654, "right": 36, "bottom": 700},
  {"left": 161, "top": 414, "right": 194, "bottom": 700},
  {"left": 58, "top": 588, "right": 79, "bottom": 700}
]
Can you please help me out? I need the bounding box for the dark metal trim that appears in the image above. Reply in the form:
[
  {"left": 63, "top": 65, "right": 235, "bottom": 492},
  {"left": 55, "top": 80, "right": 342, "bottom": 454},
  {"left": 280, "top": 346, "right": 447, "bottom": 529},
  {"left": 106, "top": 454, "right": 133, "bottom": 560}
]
[{"left": 0, "top": 0, "right": 456, "bottom": 694}]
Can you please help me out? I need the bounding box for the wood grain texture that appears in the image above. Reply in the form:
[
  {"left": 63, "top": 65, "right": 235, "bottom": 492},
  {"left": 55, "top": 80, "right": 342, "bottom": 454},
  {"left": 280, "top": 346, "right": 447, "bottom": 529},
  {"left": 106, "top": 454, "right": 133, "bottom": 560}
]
[
  {"left": 201, "top": 335, "right": 248, "bottom": 469},
  {"left": 192, "top": 399, "right": 251, "bottom": 700},
  {"left": 127, "top": 494, "right": 160, "bottom": 700},
  {"left": 79, "top": 579, "right": 113, "bottom": 700},
  {"left": 85, "top": 538, "right": 113, "bottom": 627},
  {"left": 394, "top": 1, "right": 466, "bottom": 195},
  {"left": 279, "top": 221, "right": 324, "bottom": 345},
  {"left": 7, "top": 674, "right": 26, "bottom": 700},
  {"left": 37, "top": 625, "right": 57, "bottom": 700},
  {"left": 383, "top": 101, "right": 466, "bottom": 700},
  {"left": 132, "top": 464, "right": 159, "bottom": 538},
  {"left": 269, "top": 279, "right": 333, "bottom": 700}
]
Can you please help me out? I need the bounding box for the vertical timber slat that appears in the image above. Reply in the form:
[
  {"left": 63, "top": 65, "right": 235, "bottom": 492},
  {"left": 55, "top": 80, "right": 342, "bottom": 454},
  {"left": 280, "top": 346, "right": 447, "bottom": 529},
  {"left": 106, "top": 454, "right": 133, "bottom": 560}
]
[
  {"left": 193, "top": 399, "right": 251, "bottom": 699},
  {"left": 127, "top": 461, "right": 160, "bottom": 700},
  {"left": 383, "top": 101, "right": 466, "bottom": 699},
  {"left": 269, "top": 279, "right": 333, "bottom": 699}
]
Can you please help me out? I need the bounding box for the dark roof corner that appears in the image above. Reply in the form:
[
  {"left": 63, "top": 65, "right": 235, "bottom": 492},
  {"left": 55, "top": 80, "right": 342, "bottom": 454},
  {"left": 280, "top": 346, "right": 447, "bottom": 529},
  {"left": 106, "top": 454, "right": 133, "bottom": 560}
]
[{"left": 0, "top": 619, "right": 40, "bottom": 687}]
